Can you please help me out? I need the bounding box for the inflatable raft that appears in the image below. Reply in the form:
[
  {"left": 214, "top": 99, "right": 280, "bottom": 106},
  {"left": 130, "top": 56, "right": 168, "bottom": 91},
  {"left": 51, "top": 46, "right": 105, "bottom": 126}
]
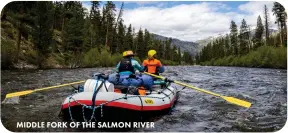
[{"left": 60, "top": 74, "right": 179, "bottom": 122}]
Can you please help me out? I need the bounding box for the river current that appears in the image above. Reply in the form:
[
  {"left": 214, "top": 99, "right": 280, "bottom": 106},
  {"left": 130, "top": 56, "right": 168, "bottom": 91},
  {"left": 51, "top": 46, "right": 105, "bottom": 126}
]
[{"left": 1, "top": 66, "right": 287, "bottom": 132}]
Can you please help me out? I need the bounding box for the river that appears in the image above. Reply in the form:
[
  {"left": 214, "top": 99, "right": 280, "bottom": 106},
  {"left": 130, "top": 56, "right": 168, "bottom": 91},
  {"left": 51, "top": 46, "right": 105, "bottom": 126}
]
[{"left": 1, "top": 66, "right": 287, "bottom": 132}]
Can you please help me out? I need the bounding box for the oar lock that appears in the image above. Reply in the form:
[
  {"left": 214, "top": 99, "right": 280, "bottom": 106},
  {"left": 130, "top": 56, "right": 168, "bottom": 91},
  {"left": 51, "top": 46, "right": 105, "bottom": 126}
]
[
  {"left": 92, "top": 73, "right": 108, "bottom": 80},
  {"left": 164, "top": 78, "right": 174, "bottom": 83}
]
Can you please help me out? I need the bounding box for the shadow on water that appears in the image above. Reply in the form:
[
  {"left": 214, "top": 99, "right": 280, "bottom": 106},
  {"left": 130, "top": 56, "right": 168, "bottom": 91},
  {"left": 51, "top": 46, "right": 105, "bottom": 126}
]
[{"left": 1, "top": 66, "right": 287, "bottom": 132}]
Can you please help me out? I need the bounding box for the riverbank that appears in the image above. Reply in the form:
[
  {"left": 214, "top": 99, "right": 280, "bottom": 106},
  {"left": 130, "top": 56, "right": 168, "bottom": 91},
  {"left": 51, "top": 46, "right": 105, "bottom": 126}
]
[
  {"left": 1, "top": 58, "right": 184, "bottom": 70},
  {"left": 199, "top": 46, "right": 287, "bottom": 69},
  {"left": 1, "top": 38, "right": 185, "bottom": 70}
]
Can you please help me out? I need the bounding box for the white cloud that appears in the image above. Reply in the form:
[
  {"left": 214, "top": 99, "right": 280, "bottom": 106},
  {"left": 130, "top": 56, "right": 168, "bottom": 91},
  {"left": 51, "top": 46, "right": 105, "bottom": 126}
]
[
  {"left": 82, "top": 2, "right": 91, "bottom": 14},
  {"left": 121, "top": 2, "right": 278, "bottom": 41},
  {"left": 238, "top": 1, "right": 277, "bottom": 29},
  {"left": 124, "top": 1, "right": 159, "bottom": 6}
]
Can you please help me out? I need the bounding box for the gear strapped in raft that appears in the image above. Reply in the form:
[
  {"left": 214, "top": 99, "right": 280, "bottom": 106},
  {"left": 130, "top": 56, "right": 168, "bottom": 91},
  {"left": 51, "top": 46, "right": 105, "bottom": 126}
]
[{"left": 60, "top": 73, "right": 180, "bottom": 122}]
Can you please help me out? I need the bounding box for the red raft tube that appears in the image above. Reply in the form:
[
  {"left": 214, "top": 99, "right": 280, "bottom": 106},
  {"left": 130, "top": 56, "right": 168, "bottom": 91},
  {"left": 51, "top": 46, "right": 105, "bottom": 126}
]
[{"left": 60, "top": 78, "right": 179, "bottom": 122}]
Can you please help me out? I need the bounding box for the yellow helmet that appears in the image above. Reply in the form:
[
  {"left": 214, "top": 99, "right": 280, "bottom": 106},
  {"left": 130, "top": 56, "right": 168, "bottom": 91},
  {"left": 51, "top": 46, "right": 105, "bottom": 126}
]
[
  {"left": 123, "top": 50, "right": 134, "bottom": 57},
  {"left": 148, "top": 50, "right": 157, "bottom": 57},
  {"left": 122, "top": 51, "right": 127, "bottom": 56}
]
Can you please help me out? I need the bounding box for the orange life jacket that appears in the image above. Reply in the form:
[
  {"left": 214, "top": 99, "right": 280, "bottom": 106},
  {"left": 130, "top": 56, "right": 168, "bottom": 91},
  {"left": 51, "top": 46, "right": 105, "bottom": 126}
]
[{"left": 143, "top": 58, "right": 162, "bottom": 74}]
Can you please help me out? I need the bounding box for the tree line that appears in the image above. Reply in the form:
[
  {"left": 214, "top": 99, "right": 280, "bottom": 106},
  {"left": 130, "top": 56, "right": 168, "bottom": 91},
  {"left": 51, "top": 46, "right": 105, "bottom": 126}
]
[
  {"left": 1, "top": 1, "right": 193, "bottom": 69},
  {"left": 196, "top": 2, "right": 287, "bottom": 69}
]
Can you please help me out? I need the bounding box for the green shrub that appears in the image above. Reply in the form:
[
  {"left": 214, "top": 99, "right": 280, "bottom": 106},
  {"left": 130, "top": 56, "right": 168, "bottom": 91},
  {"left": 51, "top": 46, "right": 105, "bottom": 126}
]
[
  {"left": 1, "top": 39, "right": 16, "bottom": 69},
  {"left": 98, "top": 48, "right": 112, "bottom": 67},
  {"left": 1, "top": 21, "right": 15, "bottom": 39},
  {"left": 111, "top": 53, "right": 122, "bottom": 66},
  {"left": 51, "top": 53, "right": 65, "bottom": 66},
  {"left": 24, "top": 49, "right": 38, "bottom": 65},
  {"left": 44, "top": 54, "right": 61, "bottom": 68},
  {"left": 83, "top": 48, "right": 100, "bottom": 67},
  {"left": 271, "top": 47, "right": 287, "bottom": 68},
  {"left": 226, "top": 55, "right": 234, "bottom": 66},
  {"left": 161, "top": 59, "right": 178, "bottom": 66},
  {"left": 199, "top": 46, "right": 287, "bottom": 69}
]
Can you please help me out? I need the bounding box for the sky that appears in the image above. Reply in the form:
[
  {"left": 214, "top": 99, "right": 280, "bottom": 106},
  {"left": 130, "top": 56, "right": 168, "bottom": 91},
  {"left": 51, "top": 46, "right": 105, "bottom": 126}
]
[{"left": 82, "top": 1, "right": 278, "bottom": 42}]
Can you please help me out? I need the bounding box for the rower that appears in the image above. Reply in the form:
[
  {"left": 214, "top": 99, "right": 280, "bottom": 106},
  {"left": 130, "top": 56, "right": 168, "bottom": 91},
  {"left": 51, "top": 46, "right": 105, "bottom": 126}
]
[{"left": 143, "top": 50, "right": 165, "bottom": 76}]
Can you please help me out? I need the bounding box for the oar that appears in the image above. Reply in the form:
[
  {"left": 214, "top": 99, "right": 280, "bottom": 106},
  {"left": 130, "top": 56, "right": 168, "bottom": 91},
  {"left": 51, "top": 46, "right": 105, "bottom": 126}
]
[
  {"left": 143, "top": 72, "right": 251, "bottom": 108},
  {"left": 5, "top": 80, "right": 85, "bottom": 98}
]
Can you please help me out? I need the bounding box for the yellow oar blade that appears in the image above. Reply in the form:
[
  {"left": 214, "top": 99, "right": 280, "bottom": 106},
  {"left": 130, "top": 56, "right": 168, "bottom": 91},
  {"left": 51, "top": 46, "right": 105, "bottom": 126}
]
[
  {"left": 5, "top": 80, "right": 85, "bottom": 98},
  {"left": 5, "top": 90, "right": 34, "bottom": 98},
  {"left": 222, "top": 96, "right": 252, "bottom": 108}
]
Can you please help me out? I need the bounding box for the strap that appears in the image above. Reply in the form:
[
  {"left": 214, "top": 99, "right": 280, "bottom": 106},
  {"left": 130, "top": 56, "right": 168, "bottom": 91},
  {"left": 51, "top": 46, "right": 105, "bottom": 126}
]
[
  {"left": 91, "top": 81, "right": 104, "bottom": 107},
  {"left": 102, "top": 80, "right": 108, "bottom": 92}
]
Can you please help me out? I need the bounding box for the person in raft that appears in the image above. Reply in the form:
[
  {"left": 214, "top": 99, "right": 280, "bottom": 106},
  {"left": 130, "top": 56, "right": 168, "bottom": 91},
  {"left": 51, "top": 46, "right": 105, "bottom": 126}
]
[
  {"left": 143, "top": 50, "right": 165, "bottom": 75},
  {"left": 108, "top": 50, "right": 153, "bottom": 91},
  {"left": 116, "top": 50, "right": 143, "bottom": 74}
]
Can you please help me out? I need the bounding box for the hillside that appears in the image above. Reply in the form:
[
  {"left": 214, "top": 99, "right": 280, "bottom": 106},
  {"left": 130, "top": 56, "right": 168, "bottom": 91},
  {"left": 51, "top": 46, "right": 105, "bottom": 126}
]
[
  {"left": 151, "top": 33, "right": 200, "bottom": 56},
  {"left": 1, "top": 1, "right": 197, "bottom": 70}
]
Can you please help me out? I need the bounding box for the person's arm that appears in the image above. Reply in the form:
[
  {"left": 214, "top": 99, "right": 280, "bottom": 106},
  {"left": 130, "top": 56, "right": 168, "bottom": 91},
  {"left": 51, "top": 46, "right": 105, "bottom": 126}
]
[
  {"left": 157, "top": 61, "right": 165, "bottom": 73},
  {"left": 115, "top": 62, "right": 120, "bottom": 72},
  {"left": 142, "top": 60, "right": 148, "bottom": 72},
  {"left": 132, "top": 60, "right": 144, "bottom": 72}
]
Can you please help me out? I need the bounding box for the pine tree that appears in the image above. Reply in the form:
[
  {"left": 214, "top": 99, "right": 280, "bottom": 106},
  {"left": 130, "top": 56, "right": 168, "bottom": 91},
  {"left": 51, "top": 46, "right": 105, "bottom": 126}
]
[
  {"left": 4, "top": 1, "right": 36, "bottom": 62},
  {"left": 117, "top": 19, "right": 125, "bottom": 53},
  {"left": 62, "top": 2, "right": 85, "bottom": 54},
  {"left": 32, "top": 1, "right": 54, "bottom": 67},
  {"left": 220, "top": 37, "right": 226, "bottom": 58},
  {"left": 53, "top": 1, "right": 64, "bottom": 31},
  {"left": 146, "top": 37, "right": 155, "bottom": 51},
  {"left": 136, "top": 28, "right": 144, "bottom": 59},
  {"left": 124, "top": 24, "right": 133, "bottom": 51},
  {"left": 90, "top": 1, "right": 102, "bottom": 47},
  {"left": 132, "top": 27, "right": 137, "bottom": 52},
  {"left": 224, "top": 34, "right": 230, "bottom": 56},
  {"left": 143, "top": 29, "right": 150, "bottom": 54},
  {"left": 100, "top": 6, "right": 107, "bottom": 45},
  {"left": 272, "top": 2, "right": 287, "bottom": 47},
  {"left": 177, "top": 47, "right": 182, "bottom": 64},
  {"left": 264, "top": 5, "right": 270, "bottom": 45},
  {"left": 164, "top": 38, "right": 172, "bottom": 60},
  {"left": 230, "top": 21, "right": 238, "bottom": 56},
  {"left": 83, "top": 16, "right": 94, "bottom": 50},
  {"left": 239, "top": 19, "right": 250, "bottom": 55},
  {"left": 253, "top": 16, "right": 264, "bottom": 49},
  {"left": 172, "top": 45, "right": 177, "bottom": 61},
  {"left": 183, "top": 51, "right": 191, "bottom": 64},
  {"left": 157, "top": 40, "right": 164, "bottom": 59},
  {"left": 103, "top": 1, "right": 116, "bottom": 51}
]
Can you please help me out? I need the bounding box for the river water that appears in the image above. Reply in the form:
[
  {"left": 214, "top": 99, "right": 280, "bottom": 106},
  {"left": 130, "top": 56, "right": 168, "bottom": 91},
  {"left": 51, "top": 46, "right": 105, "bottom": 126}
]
[{"left": 1, "top": 66, "right": 287, "bottom": 132}]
